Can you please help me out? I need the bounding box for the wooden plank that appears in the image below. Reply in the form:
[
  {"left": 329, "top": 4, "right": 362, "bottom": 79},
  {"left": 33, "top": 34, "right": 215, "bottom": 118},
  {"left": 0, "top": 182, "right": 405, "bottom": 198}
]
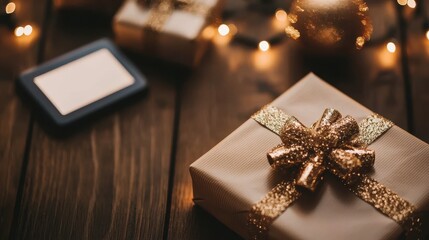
[
  {"left": 0, "top": 0, "right": 47, "bottom": 239},
  {"left": 167, "top": 38, "right": 287, "bottom": 240},
  {"left": 167, "top": 1, "right": 408, "bottom": 239},
  {"left": 405, "top": 6, "right": 429, "bottom": 142},
  {"left": 11, "top": 10, "right": 179, "bottom": 239}
]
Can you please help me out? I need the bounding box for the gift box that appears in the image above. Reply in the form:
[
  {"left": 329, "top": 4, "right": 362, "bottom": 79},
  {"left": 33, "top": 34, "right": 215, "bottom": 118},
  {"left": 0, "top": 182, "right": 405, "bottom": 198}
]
[
  {"left": 190, "top": 73, "right": 429, "bottom": 239},
  {"left": 113, "top": 0, "right": 223, "bottom": 66}
]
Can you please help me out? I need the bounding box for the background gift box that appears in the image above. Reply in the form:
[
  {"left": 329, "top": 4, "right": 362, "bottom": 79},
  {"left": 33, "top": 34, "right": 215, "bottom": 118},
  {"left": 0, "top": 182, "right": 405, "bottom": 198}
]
[{"left": 113, "top": 0, "right": 224, "bottom": 66}]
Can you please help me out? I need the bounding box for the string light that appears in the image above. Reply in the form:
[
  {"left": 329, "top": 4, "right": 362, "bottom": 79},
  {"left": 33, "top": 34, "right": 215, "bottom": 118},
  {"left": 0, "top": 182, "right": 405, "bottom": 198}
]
[
  {"left": 5, "top": 2, "right": 16, "bottom": 14},
  {"left": 217, "top": 9, "right": 282, "bottom": 50},
  {"left": 407, "top": 0, "right": 416, "bottom": 8},
  {"left": 426, "top": 30, "right": 429, "bottom": 41},
  {"left": 397, "top": 0, "right": 407, "bottom": 5},
  {"left": 216, "top": 10, "right": 284, "bottom": 51},
  {"left": 218, "top": 24, "right": 230, "bottom": 36},
  {"left": 275, "top": 9, "right": 287, "bottom": 22},
  {"left": 258, "top": 41, "right": 270, "bottom": 51},
  {"left": 23, "top": 25, "right": 32, "bottom": 36},
  {"left": 386, "top": 42, "right": 396, "bottom": 53},
  {"left": 14, "top": 26, "right": 24, "bottom": 37},
  {"left": 14, "top": 25, "right": 33, "bottom": 37},
  {"left": 3, "top": 3, "right": 34, "bottom": 39}
]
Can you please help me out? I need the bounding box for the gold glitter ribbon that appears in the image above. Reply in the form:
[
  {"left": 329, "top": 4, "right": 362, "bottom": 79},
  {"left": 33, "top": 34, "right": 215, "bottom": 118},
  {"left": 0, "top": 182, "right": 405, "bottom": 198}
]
[
  {"left": 248, "top": 105, "right": 423, "bottom": 240},
  {"left": 144, "top": 0, "right": 211, "bottom": 31}
]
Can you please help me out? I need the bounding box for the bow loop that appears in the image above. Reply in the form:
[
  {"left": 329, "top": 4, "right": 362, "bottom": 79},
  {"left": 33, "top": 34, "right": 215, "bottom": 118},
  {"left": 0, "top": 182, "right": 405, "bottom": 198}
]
[
  {"left": 279, "top": 117, "right": 315, "bottom": 148},
  {"left": 296, "top": 154, "right": 326, "bottom": 191},
  {"left": 313, "top": 108, "right": 342, "bottom": 132},
  {"left": 267, "top": 145, "right": 308, "bottom": 169},
  {"left": 324, "top": 116, "right": 360, "bottom": 148},
  {"left": 328, "top": 148, "right": 374, "bottom": 184}
]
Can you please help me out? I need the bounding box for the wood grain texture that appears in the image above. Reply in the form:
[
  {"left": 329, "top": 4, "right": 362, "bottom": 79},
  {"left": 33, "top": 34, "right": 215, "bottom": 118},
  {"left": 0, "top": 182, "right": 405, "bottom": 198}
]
[
  {"left": 0, "top": 0, "right": 47, "bottom": 238},
  {"left": 10, "top": 10, "right": 180, "bottom": 240},
  {"left": 167, "top": 1, "right": 408, "bottom": 239}
]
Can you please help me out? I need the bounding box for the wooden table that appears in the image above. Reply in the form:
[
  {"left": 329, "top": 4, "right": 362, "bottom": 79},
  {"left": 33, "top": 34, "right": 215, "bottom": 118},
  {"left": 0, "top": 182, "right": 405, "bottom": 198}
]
[{"left": 1, "top": 0, "right": 428, "bottom": 239}]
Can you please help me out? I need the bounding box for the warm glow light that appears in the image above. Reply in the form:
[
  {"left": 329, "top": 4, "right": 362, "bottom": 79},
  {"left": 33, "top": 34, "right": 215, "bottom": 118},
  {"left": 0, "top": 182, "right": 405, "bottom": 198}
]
[
  {"left": 14, "top": 26, "right": 24, "bottom": 37},
  {"left": 23, "top": 25, "right": 33, "bottom": 36},
  {"left": 426, "top": 30, "right": 429, "bottom": 41},
  {"left": 377, "top": 45, "right": 396, "bottom": 68},
  {"left": 202, "top": 26, "right": 215, "bottom": 39},
  {"left": 218, "top": 24, "right": 230, "bottom": 36},
  {"left": 228, "top": 24, "right": 237, "bottom": 35},
  {"left": 397, "top": 0, "right": 407, "bottom": 5},
  {"left": 5, "top": 2, "right": 16, "bottom": 14},
  {"left": 275, "top": 9, "right": 287, "bottom": 22},
  {"left": 407, "top": 0, "right": 416, "bottom": 8},
  {"left": 258, "top": 41, "right": 270, "bottom": 51},
  {"left": 253, "top": 50, "right": 275, "bottom": 70},
  {"left": 387, "top": 42, "right": 396, "bottom": 53}
]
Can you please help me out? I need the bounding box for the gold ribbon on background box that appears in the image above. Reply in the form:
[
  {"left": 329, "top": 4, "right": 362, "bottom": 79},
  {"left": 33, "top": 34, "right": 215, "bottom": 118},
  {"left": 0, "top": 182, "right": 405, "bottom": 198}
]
[{"left": 141, "top": 0, "right": 211, "bottom": 31}]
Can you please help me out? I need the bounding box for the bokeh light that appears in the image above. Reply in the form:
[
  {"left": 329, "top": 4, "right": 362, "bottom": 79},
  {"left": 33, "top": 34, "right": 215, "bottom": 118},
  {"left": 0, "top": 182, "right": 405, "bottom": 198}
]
[
  {"left": 258, "top": 41, "right": 270, "bottom": 52},
  {"left": 407, "top": 0, "right": 416, "bottom": 8},
  {"left": 24, "top": 25, "right": 33, "bottom": 36},
  {"left": 5, "top": 2, "right": 16, "bottom": 14},
  {"left": 218, "top": 24, "right": 230, "bottom": 36},
  {"left": 275, "top": 9, "right": 287, "bottom": 22},
  {"left": 14, "top": 26, "right": 24, "bottom": 37},
  {"left": 387, "top": 42, "right": 396, "bottom": 53},
  {"left": 397, "top": 0, "right": 407, "bottom": 5}
]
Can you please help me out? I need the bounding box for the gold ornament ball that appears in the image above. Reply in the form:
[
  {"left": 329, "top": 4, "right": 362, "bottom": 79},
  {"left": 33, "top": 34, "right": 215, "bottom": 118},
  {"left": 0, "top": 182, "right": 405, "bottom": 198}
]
[{"left": 286, "top": 0, "right": 373, "bottom": 54}]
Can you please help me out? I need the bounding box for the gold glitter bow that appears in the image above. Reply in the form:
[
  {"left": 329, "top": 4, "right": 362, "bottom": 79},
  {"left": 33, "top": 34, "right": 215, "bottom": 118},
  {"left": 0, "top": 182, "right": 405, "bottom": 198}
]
[
  {"left": 143, "top": 0, "right": 211, "bottom": 31},
  {"left": 248, "top": 106, "right": 423, "bottom": 240},
  {"left": 267, "top": 108, "right": 374, "bottom": 191}
]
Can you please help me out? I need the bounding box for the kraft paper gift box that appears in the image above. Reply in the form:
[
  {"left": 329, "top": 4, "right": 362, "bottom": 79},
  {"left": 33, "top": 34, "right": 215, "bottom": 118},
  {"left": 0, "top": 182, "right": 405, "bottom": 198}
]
[
  {"left": 190, "top": 73, "right": 429, "bottom": 240},
  {"left": 113, "top": 0, "right": 223, "bottom": 66}
]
